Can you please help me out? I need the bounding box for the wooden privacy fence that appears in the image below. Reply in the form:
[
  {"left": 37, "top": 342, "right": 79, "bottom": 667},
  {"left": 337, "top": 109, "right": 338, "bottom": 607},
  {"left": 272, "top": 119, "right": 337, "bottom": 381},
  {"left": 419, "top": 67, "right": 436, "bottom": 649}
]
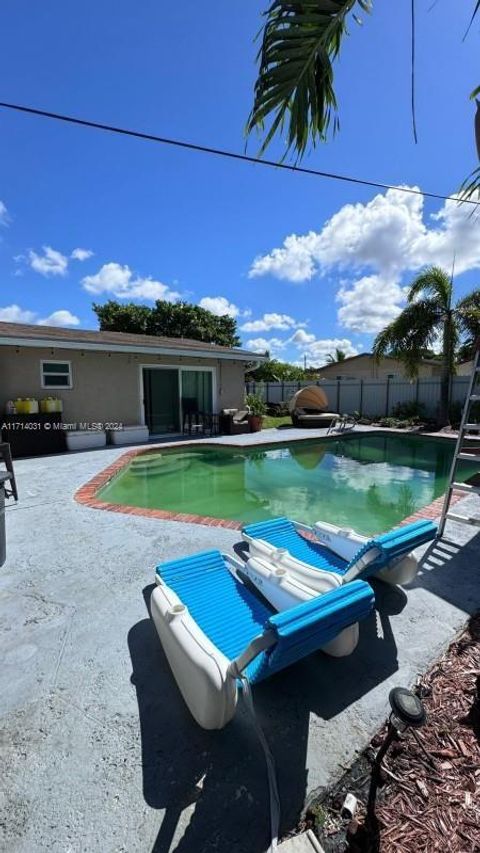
[{"left": 245, "top": 377, "right": 471, "bottom": 418}]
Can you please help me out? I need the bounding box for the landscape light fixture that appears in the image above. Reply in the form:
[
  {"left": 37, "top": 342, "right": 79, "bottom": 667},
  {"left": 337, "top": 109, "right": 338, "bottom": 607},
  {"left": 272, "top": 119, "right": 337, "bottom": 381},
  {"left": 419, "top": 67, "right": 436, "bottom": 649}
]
[
  {"left": 388, "top": 686, "right": 427, "bottom": 733},
  {"left": 366, "top": 687, "right": 426, "bottom": 825}
]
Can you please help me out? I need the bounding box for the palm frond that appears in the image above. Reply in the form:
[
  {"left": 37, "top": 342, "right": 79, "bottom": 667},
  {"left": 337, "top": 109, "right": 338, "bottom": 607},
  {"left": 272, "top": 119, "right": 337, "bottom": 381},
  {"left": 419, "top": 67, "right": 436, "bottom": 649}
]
[
  {"left": 373, "top": 299, "right": 442, "bottom": 378},
  {"left": 459, "top": 168, "right": 480, "bottom": 203},
  {"left": 455, "top": 289, "right": 480, "bottom": 341},
  {"left": 247, "top": 0, "right": 370, "bottom": 158},
  {"left": 407, "top": 266, "right": 452, "bottom": 308}
]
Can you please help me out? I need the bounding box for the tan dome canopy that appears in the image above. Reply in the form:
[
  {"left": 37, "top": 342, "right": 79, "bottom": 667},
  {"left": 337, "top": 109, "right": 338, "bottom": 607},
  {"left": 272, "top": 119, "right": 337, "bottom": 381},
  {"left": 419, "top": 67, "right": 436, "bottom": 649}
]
[{"left": 288, "top": 385, "right": 329, "bottom": 413}]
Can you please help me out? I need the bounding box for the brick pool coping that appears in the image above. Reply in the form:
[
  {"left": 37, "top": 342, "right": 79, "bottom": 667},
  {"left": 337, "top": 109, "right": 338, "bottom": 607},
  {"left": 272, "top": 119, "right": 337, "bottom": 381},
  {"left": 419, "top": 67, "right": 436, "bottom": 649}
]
[{"left": 74, "top": 437, "right": 468, "bottom": 531}]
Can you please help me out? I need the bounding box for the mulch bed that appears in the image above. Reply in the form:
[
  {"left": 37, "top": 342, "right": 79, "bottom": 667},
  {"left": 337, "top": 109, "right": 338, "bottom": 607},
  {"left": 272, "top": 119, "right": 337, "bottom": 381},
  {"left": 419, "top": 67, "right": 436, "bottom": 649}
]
[{"left": 304, "top": 613, "right": 480, "bottom": 852}]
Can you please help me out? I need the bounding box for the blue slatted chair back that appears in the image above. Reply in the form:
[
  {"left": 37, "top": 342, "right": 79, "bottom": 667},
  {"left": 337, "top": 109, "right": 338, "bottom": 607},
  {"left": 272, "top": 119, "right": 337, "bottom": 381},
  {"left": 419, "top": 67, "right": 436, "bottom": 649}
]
[
  {"left": 243, "top": 517, "right": 437, "bottom": 580},
  {"left": 243, "top": 517, "right": 347, "bottom": 573},
  {"left": 346, "top": 519, "right": 437, "bottom": 575},
  {"left": 156, "top": 549, "right": 375, "bottom": 686},
  {"left": 246, "top": 580, "right": 374, "bottom": 683}
]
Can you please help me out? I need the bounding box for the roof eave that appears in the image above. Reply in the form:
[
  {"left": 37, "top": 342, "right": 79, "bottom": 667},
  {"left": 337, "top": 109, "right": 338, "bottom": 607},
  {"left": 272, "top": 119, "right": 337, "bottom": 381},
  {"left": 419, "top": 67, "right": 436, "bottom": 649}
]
[{"left": 0, "top": 335, "right": 266, "bottom": 362}]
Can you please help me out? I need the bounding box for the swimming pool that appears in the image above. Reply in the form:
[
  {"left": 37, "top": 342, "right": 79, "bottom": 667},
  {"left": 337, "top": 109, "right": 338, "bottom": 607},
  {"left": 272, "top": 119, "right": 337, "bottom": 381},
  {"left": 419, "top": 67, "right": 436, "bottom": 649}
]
[{"left": 96, "top": 433, "right": 478, "bottom": 535}]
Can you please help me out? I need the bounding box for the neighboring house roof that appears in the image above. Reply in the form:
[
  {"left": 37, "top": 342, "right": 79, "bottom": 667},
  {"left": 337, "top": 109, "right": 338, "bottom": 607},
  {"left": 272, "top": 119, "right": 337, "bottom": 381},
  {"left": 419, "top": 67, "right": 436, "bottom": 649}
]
[
  {"left": 0, "top": 321, "right": 265, "bottom": 362},
  {"left": 320, "top": 352, "right": 442, "bottom": 368}
]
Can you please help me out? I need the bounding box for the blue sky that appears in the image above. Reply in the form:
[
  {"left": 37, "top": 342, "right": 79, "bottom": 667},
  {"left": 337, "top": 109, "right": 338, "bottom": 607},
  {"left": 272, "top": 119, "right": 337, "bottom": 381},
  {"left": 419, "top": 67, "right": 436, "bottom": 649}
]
[{"left": 0, "top": 1, "right": 479, "bottom": 365}]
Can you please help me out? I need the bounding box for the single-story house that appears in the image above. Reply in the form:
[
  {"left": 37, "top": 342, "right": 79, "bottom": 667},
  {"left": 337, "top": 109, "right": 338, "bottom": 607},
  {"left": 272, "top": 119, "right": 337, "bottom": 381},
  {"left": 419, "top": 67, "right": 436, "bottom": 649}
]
[
  {"left": 456, "top": 360, "right": 474, "bottom": 376},
  {"left": 0, "top": 321, "right": 264, "bottom": 436},
  {"left": 317, "top": 353, "right": 444, "bottom": 381}
]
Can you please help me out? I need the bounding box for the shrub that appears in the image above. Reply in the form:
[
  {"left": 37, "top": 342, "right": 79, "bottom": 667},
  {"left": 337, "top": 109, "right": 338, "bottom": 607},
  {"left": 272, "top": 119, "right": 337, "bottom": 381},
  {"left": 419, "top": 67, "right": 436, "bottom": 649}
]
[
  {"left": 448, "top": 401, "right": 462, "bottom": 428},
  {"left": 376, "top": 416, "right": 421, "bottom": 429},
  {"left": 391, "top": 401, "right": 425, "bottom": 420},
  {"left": 266, "top": 401, "right": 290, "bottom": 417},
  {"left": 245, "top": 393, "right": 267, "bottom": 417}
]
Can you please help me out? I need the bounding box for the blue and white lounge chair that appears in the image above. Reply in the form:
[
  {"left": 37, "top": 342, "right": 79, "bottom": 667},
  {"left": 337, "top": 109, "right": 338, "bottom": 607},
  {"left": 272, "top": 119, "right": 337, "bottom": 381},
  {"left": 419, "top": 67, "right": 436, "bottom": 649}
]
[
  {"left": 151, "top": 549, "right": 374, "bottom": 729},
  {"left": 242, "top": 517, "right": 437, "bottom": 594}
]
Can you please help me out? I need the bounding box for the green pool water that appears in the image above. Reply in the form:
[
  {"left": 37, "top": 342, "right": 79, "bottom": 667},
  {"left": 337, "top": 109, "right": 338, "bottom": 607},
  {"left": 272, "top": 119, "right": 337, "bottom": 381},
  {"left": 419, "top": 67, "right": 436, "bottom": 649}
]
[{"left": 99, "top": 433, "right": 478, "bottom": 535}]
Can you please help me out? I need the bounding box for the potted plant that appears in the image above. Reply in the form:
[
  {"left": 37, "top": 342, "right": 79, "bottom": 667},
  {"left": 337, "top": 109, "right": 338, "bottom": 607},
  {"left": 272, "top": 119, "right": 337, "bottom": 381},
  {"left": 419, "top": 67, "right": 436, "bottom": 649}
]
[{"left": 245, "top": 393, "right": 267, "bottom": 432}]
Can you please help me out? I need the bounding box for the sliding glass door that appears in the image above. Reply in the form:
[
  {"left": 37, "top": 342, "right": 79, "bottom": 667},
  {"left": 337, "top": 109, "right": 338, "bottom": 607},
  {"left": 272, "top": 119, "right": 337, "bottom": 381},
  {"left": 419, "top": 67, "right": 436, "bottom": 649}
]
[
  {"left": 143, "top": 367, "right": 215, "bottom": 435},
  {"left": 143, "top": 368, "right": 180, "bottom": 434},
  {"left": 181, "top": 370, "right": 213, "bottom": 415}
]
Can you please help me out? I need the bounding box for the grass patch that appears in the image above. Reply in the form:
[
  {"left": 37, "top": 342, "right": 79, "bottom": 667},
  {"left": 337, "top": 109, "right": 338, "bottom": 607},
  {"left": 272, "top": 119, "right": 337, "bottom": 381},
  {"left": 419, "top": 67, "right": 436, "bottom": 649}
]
[{"left": 262, "top": 415, "right": 292, "bottom": 430}]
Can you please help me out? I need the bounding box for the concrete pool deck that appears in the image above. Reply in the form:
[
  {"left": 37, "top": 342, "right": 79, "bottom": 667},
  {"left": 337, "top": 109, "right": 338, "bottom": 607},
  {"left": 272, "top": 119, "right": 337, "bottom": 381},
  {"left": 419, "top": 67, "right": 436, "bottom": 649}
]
[{"left": 1, "top": 427, "right": 480, "bottom": 852}]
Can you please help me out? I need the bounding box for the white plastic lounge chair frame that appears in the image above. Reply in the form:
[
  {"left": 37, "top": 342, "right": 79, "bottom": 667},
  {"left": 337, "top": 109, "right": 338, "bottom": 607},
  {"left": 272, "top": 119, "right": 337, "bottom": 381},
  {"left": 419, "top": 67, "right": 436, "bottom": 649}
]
[{"left": 151, "top": 550, "right": 374, "bottom": 729}]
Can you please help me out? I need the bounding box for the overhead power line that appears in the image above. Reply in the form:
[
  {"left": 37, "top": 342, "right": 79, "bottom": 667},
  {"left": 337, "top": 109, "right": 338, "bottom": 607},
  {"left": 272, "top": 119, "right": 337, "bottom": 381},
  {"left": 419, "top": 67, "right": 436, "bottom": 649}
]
[{"left": 0, "top": 99, "right": 478, "bottom": 206}]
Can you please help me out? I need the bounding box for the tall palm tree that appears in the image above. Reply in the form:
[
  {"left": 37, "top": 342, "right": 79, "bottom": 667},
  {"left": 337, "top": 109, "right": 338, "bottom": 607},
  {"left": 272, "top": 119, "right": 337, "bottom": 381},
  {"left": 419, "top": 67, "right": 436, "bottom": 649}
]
[
  {"left": 247, "top": 2, "right": 480, "bottom": 198},
  {"left": 326, "top": 347, "right": 347, "bottom": 363},
  {"left": 373, "top": 267, "right": 480, "bottom": 426}
]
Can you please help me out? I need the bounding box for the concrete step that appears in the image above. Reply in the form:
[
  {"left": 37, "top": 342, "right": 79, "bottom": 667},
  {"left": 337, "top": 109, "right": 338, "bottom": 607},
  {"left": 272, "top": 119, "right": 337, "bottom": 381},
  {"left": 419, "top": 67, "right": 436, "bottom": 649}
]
[
  {"left": 446, "top": 512, "right": 480, "bottom": 526},
  {"left": 278, "top": 831, "right": 325, "bottom": 852},
  {"left": 451, "top": 482, "right": 480, "bottom": 494}
]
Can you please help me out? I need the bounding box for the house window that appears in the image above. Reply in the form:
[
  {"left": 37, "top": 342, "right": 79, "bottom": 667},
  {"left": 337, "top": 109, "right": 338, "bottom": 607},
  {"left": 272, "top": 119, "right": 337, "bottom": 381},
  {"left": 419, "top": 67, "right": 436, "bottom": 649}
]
[{"left": 40, "top": 360, "right": 72, "bottom": 389}]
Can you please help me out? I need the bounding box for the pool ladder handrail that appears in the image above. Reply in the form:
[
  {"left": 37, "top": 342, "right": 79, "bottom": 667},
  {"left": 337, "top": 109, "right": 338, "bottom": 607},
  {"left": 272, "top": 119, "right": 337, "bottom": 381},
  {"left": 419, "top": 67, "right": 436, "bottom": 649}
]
[{"left": 438, "top": 346, "right": 480, "bottom": 537}]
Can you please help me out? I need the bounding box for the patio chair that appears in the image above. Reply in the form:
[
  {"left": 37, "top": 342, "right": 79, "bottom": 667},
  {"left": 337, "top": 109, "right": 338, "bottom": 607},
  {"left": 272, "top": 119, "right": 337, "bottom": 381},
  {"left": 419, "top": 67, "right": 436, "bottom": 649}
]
[
  {"left": 289, "top": 386, "right": 340, "bottom": 428},
  {"left": 151, "top": 549, "right": 374, "bottom": 729},
  {"left": 219, "top": 408, "right": 250, "bottom": 435},
  {"left": 242, "top": 516, "right": 437, "bottom": 591}
]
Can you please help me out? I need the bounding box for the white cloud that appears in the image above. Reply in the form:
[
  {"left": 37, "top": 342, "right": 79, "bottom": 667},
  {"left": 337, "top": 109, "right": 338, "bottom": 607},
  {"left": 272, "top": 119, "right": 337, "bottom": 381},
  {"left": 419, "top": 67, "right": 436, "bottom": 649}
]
[
  {"left": 0, "top": 201, "right": 8, "bottom": 226},
  {"left": 29, "top": 246, "right": 68, "bottom": 277},
  {"left": 336, "top": 275, "right": 407, "bottom": 333},
  {"left": 81, "top": 262, "right": 180, "bottom": 302},
  {"left": 0, "top": 304, "right": 80, "bottom": 327},
  {"left": 248, "top": 187, "right": 480, "bottom": 334},
  {"left": 198, "top": 296, "right": 240, "bottom": 317},
  {"left": 71, "top": 248, "right": 93, "bottom": 261},
  {"left": 38, "top": 310, "right": 80, "bottom": 327},
  {"left": 245, "top": 336, "right": 287, "bottom": 356},
  {"left": 250, "top": 235, "right": 317, "bottom": 282},
  {"left": 241, "top": 312, "right": 305, "bottom": 333},
  {"left": 289, "top": 329, "right": 316, "bottom": 345},
  {"left": 0, "top": 304, "right": 36, "bottom": 323},
  {"left": 290, "top": 334, "right": 359, "bottom": 365},
  {"left": 243, "top": 328, "right": 358, "bottom": 364}
]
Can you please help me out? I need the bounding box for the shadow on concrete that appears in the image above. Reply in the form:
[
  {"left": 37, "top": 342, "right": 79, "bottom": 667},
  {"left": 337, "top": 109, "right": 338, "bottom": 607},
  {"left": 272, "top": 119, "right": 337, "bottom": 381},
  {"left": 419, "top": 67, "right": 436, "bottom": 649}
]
[
  {"left": 409, "top": 531, "right": 480, "bottom": 615},
  {"left": 128, "top": 581, "right": 404, "bottom": 853}
]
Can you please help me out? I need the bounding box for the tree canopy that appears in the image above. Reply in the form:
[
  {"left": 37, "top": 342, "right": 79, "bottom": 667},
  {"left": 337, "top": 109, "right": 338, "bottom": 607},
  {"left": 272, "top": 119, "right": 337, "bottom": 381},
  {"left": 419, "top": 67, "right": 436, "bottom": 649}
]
[
  {"left": 373, "top": 266, "right": 480, "bottom": 424},
  {"left": 247, "top": 356, "right": 306, "bottom": 381},
  {"left": 326, "top": 348, "right": 347, "bottom": 363},
  {"left": 93, "top": 300, "right": 241, "bottom": 348}
]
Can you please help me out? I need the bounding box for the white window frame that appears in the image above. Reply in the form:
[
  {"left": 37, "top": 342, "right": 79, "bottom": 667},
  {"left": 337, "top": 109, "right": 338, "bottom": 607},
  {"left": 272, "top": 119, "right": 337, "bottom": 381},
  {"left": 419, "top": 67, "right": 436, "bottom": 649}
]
[{"left": 40, "top": 359, "right": 73, "bottom": 389}]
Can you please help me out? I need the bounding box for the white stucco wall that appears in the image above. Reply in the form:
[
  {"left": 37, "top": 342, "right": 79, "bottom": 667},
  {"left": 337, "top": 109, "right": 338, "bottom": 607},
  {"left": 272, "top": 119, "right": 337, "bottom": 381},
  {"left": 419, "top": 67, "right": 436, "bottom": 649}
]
[{"left": 0, "top": 345, "right": 247, "bottom": 425}]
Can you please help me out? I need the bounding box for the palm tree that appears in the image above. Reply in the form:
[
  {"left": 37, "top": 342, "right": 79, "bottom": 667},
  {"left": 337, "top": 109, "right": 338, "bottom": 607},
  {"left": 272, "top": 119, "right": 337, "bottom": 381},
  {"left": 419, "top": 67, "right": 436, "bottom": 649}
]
[
  {"left": 326, "top": 348, "right": 347, "bottom": 363},
  {"left": 373, "top": 266, "right": 480, "bottom": 426},
  {"left": 247, "top": 2, "right": 480, "bottom": 198}
]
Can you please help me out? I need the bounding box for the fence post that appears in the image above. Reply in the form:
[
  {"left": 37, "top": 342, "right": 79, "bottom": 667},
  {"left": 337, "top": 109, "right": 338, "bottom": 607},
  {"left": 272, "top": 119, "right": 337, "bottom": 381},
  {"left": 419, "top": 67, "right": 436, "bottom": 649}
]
[
  {"left": 281, "top": 380, "right": 285, "bottom": 402},
  {"left": 266, "top": 381, "right": 269, "bottom": 404},
  {"left": 385, "top": 377, "right": 390, "bottom": 416},
  {"left": 336, "top": 380, "right": 340, "bottom": 412},
  {"left": 359, "top": 379, "right": 364, "bottom": 417},
  {"left": 415, "top": 378, "right": 419, "bottom": 405}
]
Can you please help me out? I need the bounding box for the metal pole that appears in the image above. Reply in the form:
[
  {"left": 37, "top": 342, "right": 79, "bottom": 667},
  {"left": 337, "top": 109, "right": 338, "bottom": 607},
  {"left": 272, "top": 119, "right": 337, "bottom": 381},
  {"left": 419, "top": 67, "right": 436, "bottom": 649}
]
[{"left": 385, "top": 377, "right": 391, "bottom": 416}]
